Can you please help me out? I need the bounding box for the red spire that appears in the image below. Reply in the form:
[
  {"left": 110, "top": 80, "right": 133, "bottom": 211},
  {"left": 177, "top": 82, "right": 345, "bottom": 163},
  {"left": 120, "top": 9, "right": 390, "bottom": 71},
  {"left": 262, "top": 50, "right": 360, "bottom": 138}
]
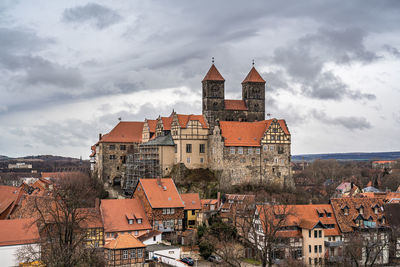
[
  {"left": 242, "top": 66, "right": 266, "bottom": 83},
  {"left": 202, "top": 64, "right": 225, "bottom": 82}
]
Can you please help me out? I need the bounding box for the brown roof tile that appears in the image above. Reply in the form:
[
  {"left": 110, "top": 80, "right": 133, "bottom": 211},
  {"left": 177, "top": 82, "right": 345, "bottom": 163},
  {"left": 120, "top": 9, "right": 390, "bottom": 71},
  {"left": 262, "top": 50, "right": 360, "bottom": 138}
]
[
  {"left": 0, "top": 218, "right": 40, "bottom": 246},
  {"left": 139, "top": 178, "right": 184, "bottom": 208},
  {"left": 104, "top": 233, "right": 146, "bottom": 249},
  {"left": 0, "top": 185, "right": 23, "bottom": 219},
  {"left": 176, "top": 114, "right": 209, "bottom": 129},
  {"left": 181, "top": 193, "right": 201, "bottom": 210},
  {"left": 100, "top": 121, "right": 144, "bottom": 143},
  {"left": 101, "top": 199, "right": 152, "bottom": 233},
  {"left": 242, "top": 66, "right": 266, "bottom": 83},
  {"left": 202, "top": 64, "right": 225, "bottom": 82},
  {"left": 224, "top": 100, "right": 248, "bottom": 111}
]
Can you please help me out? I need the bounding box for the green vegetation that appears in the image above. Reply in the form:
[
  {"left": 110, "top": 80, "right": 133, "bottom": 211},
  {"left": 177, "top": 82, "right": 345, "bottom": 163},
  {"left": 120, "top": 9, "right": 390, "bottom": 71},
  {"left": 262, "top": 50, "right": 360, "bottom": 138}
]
[{"left": 242, "top": 258, "right": 261, "bottom": 265}]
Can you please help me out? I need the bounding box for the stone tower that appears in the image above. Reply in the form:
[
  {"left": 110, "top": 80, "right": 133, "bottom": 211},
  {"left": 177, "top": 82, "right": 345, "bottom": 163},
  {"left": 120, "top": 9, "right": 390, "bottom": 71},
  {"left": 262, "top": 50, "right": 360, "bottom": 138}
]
[
  {"left": 202, "top": 64, "right": 225, "bottom": 128},
  {"left": 242, "top": 66, "right": 266, "bottom": 122}
]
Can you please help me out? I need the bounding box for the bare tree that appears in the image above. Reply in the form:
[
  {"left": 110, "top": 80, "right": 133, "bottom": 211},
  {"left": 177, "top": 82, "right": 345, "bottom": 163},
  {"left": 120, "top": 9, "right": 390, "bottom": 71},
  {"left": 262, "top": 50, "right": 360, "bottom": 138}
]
[{"left": 17, "top": 173, "right": 104, "bottom": 267}]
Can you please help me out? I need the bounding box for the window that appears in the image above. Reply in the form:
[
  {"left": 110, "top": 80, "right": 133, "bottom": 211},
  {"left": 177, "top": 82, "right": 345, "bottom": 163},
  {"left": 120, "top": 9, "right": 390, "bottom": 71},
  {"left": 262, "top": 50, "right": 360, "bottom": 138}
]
[
  {"left": 174, "top": 144, "right": 177, "bottom": 153},
  {"left": 200, "top": 158, "right": 204, "bottom": 163},
  {"left": 171, "top": 208, "right": 175, "bottom": 214},
  {"left": 138, "top": 248, "right": 143, "bottom": 258},
  {"left": 314, "top": 230, "right": 318, "bottom": 238},
  {"left": 319, "top": 245, "right": 322, "bottom": 253},
  {"left": 153, "top": 236, "right": 156, "bottom": 241},
  {"left": 240, "top": 158, "right": 246, "bottom": 163},
  {"left": 109, "top": 144, "right": 115, "bottom": 150},
  {"left": 123, "top": 250, "right": 128, "bottom": 259},
  {"left": 263, "top": 145, "right": 268, "bottom": 151},
  {"left": 309, "top": 245, "right": 311, "bottom": 253},
  {"left": 327, "top": 212, "right": 332, "bottom": 217},
  {"left": 131, "top": 249, "right": 136, "bottom": 259},
  {"left": 248, "top": 148, "right": 253, "bottom": 154},
  {"left": 187, "top": 157, "right": 191, "bottom": 163},
  {"left": 270, "top": 145, "right": 274, "bottom": 151},
  {"left": 256, "top": 148, "right": 260, "bottom": 154},
  {"left": 319, "top": 230, "right": 322, "bottom": 238},
  {"left": 167, "top": 208, "right": 170, "bottom": 214},
  {"left": 200, "top": 144, "right": 205, "bottom": 153},
  {"left": 186, "top": 144, "right": 192, "bottom": 153},
  {"left": 230, "top": 147, "right": 235, "bottom": 154},
  {"left": 135, "top": 231, "right": 138, "bottom": 236},
  {"left": 120, "top": 145, "right": 126, "bottom": 150},
  {"left": 163, "top": 208, "right": 166, "bottom": 214},
  {"left": 238, "top": 147, "right": 243, "bottom": 154},
  {"left": 374, "top": 207, "right": 378, "bottom": 214},
  {"left": 128, "top": 219, "right": 133, "bottom": 225},
  {"left": 109, "top": 155, "right": 116, "bottom": 160},
  {"left": 344, "top": 208, "right": 349, "bottom": 216},
  {"left": 309, "top": 258, "right": 312, "bottom": 265},
  {"left": 319, "top": 258, "right": 322, "bottom": 265},
  {"left": 314, "top": 245, "right": 318, "bottom": 253},
  {"left": 137, "top": 219, "right": 142, "bottom": 224},
  {"left": 309, "top": 230, "right": 311, "bottom": 238},
  {"left": 192, "top": 210, "right": 195, "bottom": 215}
]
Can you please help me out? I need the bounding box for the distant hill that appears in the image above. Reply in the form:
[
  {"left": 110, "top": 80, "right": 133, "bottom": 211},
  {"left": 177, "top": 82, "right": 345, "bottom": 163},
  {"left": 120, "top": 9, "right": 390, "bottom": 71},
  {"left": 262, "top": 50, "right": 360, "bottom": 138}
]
[
  {"left": 0, "top": 155, "right": 9, "bottom": 161},
  {"left": 292, "top": 151, "right": 400, "bottom": 162}
]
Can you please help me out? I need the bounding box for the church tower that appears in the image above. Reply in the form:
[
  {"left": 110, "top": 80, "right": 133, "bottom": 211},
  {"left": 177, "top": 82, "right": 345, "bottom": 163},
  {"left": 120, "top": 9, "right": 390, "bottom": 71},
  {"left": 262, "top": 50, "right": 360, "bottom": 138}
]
[
  {"left": 202, "top": 63, "right": 225, "bottom": 128},
  {"left": 242, "top": 66, "right": 266, "bottom": 121}
]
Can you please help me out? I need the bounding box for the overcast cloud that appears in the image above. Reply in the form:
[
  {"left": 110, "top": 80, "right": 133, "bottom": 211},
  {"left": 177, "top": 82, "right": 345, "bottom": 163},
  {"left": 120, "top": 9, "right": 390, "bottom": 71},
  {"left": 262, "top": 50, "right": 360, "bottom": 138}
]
[{"left": 0, "top": 0, "right": 400, "bottom": 158}]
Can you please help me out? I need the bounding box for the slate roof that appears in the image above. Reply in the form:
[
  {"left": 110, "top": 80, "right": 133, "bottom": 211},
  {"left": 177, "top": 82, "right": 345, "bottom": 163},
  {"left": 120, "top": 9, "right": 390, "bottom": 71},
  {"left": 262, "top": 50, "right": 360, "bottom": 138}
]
[{"left": 141, "top": 134, "right": 175, "bottom": 146}]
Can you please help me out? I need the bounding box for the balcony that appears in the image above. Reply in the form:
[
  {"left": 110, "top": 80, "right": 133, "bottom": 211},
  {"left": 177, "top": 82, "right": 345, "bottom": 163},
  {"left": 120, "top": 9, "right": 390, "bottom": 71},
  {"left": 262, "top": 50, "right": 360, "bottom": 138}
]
[{"left": 325, "top": 240, "right": 343, "bottom": 247}]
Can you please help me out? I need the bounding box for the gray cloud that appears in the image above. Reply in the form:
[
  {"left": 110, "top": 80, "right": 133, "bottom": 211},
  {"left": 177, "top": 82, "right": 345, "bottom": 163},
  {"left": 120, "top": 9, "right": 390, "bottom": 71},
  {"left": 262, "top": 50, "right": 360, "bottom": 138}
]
[
  {"left": 311, "top": 110, "right": 371, "bottom": 130},
  {"left": 62, "top": 3, "right": 122, "bottom": 29},
  {"left": 384, "top": 45, "right": 400, "bottom": 58}
]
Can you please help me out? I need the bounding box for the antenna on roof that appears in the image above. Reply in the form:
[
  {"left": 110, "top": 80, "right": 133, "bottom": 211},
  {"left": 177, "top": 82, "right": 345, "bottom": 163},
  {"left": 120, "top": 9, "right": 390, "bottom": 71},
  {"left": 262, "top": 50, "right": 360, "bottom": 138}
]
[
  {"left": 252, "top": 59, "right": 255, "bottom": 66},
  {"left": 212, "top": 57, "right": 215, "bottom": 64}
]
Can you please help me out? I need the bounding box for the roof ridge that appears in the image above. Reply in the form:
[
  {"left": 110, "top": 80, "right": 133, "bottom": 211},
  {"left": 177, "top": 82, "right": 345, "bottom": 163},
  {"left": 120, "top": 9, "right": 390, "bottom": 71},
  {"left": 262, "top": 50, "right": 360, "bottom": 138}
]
[
  {"left": 202, "top": 64, "right": 225, "bottom": 82},
  {"left": 242, "top": 66, "right": 266, "bottom": 83}
]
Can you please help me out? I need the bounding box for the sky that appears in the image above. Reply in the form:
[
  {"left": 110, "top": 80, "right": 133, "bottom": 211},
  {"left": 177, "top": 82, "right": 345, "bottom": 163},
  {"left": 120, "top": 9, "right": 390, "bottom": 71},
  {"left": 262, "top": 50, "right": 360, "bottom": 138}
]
[{"left": 1, "top": 0, "right": 400, "bottom": 158}]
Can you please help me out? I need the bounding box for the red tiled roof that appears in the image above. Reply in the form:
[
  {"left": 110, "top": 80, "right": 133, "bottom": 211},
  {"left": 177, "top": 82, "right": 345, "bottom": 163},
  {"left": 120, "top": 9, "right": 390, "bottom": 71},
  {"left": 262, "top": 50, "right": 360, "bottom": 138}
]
[
  {"left": 202, "top": 64, "right": 225, "bottom": 82},
  {"left": 138, "top": 230, "right": 161, "bottom": 242},
  {"left": 77, "top": 208, "right": 103, "bottom": 229},
  {"left": 181, "top": 193, "right": 201, "bottom": 210},
  {"left": 0, "top": 185, "right": 22, "bottom": 219},
  {"left": 0, "top": 218, "right": 40, "bottom": 246},
  {"left": 224, "top": 100, "right": 248, "bottom": 111},
  {"left": 219, "top": 119, "right": 289, "bottom": 147},
  {"left": 257, "top": 204, "right": 341, "bottom": 237},
  {"left": 100, "top": 121, "right": 144, "bottom": 143},
  {"left": 242, "top": 67, "right": 266, "bottom": 83},
  {"left": 101, "top": 199, "right": 152, "bottom": 233},
  {"left": 161, "top": 117, "right": 173, "bottom": 131},
  {"left": 177, "top": 114, "right": 209, "bottom": 129},
  {"left": 139, "top": 178, "right": 184, "bottom": 208},
  {"left": 147, "top": 119, "right": 157, "bottom": 133},
  {"left": 104, "top": 233, "right": 146, "bottom": 249}
]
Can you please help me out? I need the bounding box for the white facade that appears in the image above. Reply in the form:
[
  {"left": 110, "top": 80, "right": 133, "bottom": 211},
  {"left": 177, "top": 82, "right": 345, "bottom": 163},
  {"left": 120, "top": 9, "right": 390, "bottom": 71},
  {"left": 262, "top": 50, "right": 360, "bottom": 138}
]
[
  {"left": 0, "top": 244, "right": 39, "bottom": 267},
  {"left": 142, "top": 233, "right": 162, "bottom": 245}
]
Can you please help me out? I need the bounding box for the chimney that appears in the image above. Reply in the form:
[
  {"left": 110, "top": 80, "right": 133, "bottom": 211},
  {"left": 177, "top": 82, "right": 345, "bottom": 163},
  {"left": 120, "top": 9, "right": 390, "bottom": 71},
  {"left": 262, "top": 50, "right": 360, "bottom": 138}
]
[
  {"left": 157, "top": 177, "right": 162, "bottom": 187},
  {"left": 95, "top": 198, "right": 100, "bottom": 210},
  {"left": 99, "top": 133, "right": 102, "bottom": 141}
]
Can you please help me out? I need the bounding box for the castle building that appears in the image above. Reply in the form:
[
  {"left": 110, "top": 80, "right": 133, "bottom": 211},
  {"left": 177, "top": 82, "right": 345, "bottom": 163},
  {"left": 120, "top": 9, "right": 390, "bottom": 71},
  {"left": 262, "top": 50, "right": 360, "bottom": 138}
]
[{"left": 92, "top": 62, "right": 293, "bottom": 192}]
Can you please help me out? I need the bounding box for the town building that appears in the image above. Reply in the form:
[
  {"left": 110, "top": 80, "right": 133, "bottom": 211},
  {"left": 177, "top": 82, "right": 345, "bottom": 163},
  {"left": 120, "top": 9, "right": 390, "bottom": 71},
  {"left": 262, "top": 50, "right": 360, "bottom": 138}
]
[
  {"left": 197, "top": 198, "right": 219, "bottom": 226},
  {"left": 180, "top": 193, "right": 201, "bottom": 229},
  {"left": 104, "top": 233, "right": 146, "bottom": 267}
]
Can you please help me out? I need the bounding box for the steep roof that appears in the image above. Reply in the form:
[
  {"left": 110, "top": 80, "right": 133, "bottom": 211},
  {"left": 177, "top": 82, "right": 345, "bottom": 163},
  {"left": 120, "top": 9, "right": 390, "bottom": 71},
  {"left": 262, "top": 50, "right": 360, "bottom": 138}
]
[
  {"left": 0, "top": 185, "right": 23, "bottom": 219},
  {"left": 242, "top": 67, "right": 266, "bottom": 83},
  {"left": 224, "top": 100, "right": 248, "bottom": 111},
  {"left": 330, "top": 198, "right": 386, "bottom": 233},
  {"left": 147, "top": 119, "right": 158, "bottom": 133},
  {"left": 139, "top": 178, "right": 184, "bottom": 208},
  {"left": 202, "top": 64, "right": 225, "bottom": 82},
  {"left": 161, "top": 117, "right": 173, "bottom": 131},
  {"left": 176, "top": 114, "right": 208, "bottom": 129},
  {"left": 181, "top": 193, "right": 201, "bottom": 210},
  {"left": 256, "top": 204, "right": 340, "bottom": 237},
  {"left": 100, "top": 121, "right": 144, "bottom": 143},
  {"left": 101, "top": 199, "right": 152, "bottom": 233},
  {"left": 0, "top": 218, "right": 40, "bottom": 246},
  {"left": 104, "top": 233, "right": 146, "bottom": 249},
  {"left": 219, "top": 120, "right": 269, "bottom": 147}
]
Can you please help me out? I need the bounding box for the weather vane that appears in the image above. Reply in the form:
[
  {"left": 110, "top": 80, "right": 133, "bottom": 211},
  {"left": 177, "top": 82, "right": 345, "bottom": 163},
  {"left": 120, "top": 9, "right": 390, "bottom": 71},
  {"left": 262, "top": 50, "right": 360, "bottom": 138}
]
[
  {"left": 212, "top": 57, "right": 215, "bottom": 64},
  {"left": 252, "top": 59, "right": 255, "bottom": 66}
]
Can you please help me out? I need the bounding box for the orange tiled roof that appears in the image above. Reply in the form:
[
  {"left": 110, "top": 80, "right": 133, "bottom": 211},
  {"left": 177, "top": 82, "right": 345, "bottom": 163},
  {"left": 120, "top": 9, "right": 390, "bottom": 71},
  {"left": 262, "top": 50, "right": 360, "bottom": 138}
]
[
  {"left": 202, "top": 64, "right": 225, "bottom": 82},
  {"left": 224, "top": 100, "right": 248, "bottom": 111},
  {"left": 147, "top": 119, "right": 157, "bottom": 133},
  {"left": 77, "top": 208, "right": 103, "bottom": 229},
  {"left": 242, "top": 67, "right": 266, "bottom": 83},
  {"left": 41, "top": 171, "right": 83, "bottom": 180},
  {"left": 0, "top": 218, "right": 40, "bottom": 246},
  {"left": 257, "top": 204, "right": 341, "bottom": 236},
  {"left": 104, "top": 233, "right": 146, "bottom": 249},
  {"left": 330, "top": 198, "right": 386, "bottom": 233},
  {"left": 161, "top": 117, "right": 173, "bottom": 131},
  {"left": 101, "top": 199, "right": 152, "bottom": 233},
  {"left": 181, "top": 193, "right": 201, "bottom": 210},
  {"left": 219, "top": 119, "right": 289, "bottom": 147},
  {"left": 139, "top": 178, "right": 184, "bottom": 208},
  {"left": 100, "top": 121, "right": 144, "bottom": 143},
  {"left": 0, "top": 185, "right": 22, "bottom": 219},
  {"left": 177, "top": 114, "right": 208, "bottom": 129}
]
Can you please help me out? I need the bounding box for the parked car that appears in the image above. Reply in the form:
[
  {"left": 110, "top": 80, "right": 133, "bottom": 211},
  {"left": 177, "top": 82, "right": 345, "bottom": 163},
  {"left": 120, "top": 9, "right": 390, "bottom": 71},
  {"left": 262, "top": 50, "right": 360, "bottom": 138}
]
[
  {"left": 181, "top": 257, "right": 194, "bottom": 266},
  {"left": 208, "top": 255, "right": 222, "bottom": 263}
]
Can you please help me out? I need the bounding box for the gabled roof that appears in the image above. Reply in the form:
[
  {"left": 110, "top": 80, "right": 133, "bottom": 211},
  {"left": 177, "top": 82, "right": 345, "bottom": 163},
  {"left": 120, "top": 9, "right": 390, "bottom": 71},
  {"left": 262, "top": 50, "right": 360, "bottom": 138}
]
[
  {"left": 224, "top": 100, "right": 248, "bottom": 111},
  {"left": 101, "top": 199, "right": 152, "bottom": 233},
  {"left": 138, "top": 230, "right": 162, "bottom": 242},
  {"left": 242, "top": 67, "right": 266, "bottom": 83},
  {"left": 159, "top": 117, "right": 173, "bottom": 131},
  {"left": 181, "top": 193, "right": 201, "bottom": 210},
  {"left": 139, "top": 178, "right": 184, "bottom": 208},
  {"left": 77, "top": 207, "right": 103, "bottom": 229},
  {"left": 0, "top": 185, "right": 23, "bottom": 219},
  {"left": 146, "top": 119, "right": 158, "bottom": 133},
  {"left": 0, "top": 218, "right": 40, "bottom": 246},
  {"left": 176, "top": 114, "right": 208, "bottom": 129},
  {"left": 104, "top": 233, "right": 146, "bottom": 249},
  {"left": 100, "top": 121, "right": 144, "bottom": 143},
  {"left": 202, "top": 64, "right": 225, "bottom": 82}
]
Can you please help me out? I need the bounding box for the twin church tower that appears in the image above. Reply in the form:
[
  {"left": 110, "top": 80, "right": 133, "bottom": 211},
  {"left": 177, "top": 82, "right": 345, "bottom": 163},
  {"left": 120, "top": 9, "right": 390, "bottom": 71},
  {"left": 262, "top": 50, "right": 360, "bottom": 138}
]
[{"left": 201, "top": 62, "right": 266, "bottom": 128}]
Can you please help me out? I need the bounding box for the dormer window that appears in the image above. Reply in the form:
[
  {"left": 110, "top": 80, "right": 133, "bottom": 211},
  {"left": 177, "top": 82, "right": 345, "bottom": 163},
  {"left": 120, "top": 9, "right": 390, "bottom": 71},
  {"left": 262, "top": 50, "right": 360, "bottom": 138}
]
[
  {"left": 343, "top": 207, "right": 349, "bottom": 216},
  {"left": 359, "top": 207, "right": 364, "bottom": 215},
  {"left": 137, "top": 219, "right": 142, "bottom": 224},
  {"left": 326, "top": 212, "right": 332, "bottom": 217},
  {"left": 128, "top": 219, "right": 134, "bottom": 225}
]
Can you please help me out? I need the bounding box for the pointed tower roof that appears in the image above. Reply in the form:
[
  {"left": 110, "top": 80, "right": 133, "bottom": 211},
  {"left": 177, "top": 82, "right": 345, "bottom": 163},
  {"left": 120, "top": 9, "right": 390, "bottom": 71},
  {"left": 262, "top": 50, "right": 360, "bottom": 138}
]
[
  {"left": 242, "top": 66, "right": 266, "bottom": 83},
  {"left": 202, "top": 64, "right": 225, "bottom": 82}
]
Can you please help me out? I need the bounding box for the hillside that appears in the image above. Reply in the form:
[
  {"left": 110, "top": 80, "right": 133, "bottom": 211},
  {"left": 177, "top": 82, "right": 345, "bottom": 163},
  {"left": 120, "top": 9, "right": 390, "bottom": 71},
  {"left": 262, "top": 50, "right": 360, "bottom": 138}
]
[{"left": 292, "top": 151, "right": 400, "bottom": 162}]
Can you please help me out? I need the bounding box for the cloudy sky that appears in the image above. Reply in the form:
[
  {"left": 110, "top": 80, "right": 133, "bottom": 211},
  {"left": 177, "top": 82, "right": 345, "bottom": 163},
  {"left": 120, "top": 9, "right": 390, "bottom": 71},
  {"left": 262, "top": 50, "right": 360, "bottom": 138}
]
[{"left": 1, "top": 0, "right": 400, "bottom": 158}]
